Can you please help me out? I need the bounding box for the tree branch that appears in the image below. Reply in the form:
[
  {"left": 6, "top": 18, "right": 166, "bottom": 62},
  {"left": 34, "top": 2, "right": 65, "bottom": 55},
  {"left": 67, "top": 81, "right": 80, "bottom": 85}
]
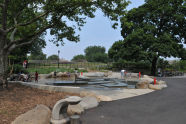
[
  {"left": 18, "top": 11, "right": 49, "bottom": 27},
  {"left": 0, "top": 3, "right": 4, "bottom": 8},
  {"left": 7, "top": 36, "right": 38, "bottom": 54},
  {"left": 147, "top": 56, "right": 152, "bottom": 63},
  {"left": 14, "top": 24, "right": 52, "bottom": 43},
  {"left": 10, "top": 28, "right": 17, "bottom": 41},
  {"left": 6, "top": 11, "right": 49, "bottom": 33},
  {"left": 10, "top": 18, "right": 18, "bottom": 41},
  {"left": 4, "top": 24, "right": 53, "bottom": 52}
]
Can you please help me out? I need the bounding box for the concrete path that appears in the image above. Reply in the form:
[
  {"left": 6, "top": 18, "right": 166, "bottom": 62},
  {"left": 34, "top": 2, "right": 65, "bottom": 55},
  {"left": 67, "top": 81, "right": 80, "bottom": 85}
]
[{"left": 81, "top": 77, "right": 186, "bottom": 124}]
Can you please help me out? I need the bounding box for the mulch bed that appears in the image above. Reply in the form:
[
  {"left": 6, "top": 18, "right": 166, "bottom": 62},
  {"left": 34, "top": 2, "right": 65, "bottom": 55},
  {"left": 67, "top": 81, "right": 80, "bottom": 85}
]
[{"left": 0, "top": 83, "right": 79, "bottom": 124}]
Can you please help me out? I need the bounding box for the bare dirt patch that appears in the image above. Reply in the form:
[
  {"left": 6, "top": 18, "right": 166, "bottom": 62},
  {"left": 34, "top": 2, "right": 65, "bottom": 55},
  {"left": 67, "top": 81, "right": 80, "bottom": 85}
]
[{"left": 0, "top": 83, "right": 79, "bottom": 124}]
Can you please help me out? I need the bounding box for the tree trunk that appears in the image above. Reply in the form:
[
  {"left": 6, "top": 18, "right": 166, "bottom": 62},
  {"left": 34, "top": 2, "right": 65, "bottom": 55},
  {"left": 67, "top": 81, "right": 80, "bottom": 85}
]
[
  {"left": 0, "top": 51, "right": 8, "bottom": 88},
  {"left": 151, "top": 57, "right": 158, "bottom": 76}
]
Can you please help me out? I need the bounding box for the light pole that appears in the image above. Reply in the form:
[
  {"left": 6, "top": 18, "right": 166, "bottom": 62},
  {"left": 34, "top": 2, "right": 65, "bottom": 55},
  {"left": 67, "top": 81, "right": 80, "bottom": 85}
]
[{"left": 58, "top": 50, "right": 60, "bottom": 68}]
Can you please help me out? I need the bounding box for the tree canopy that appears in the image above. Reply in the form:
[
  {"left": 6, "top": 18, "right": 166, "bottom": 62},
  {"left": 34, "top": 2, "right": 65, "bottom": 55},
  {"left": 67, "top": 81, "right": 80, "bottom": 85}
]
[
  {"left": 85, "top": 46, "right": 108, "bottom": 63},
  {"left": 47, "top": 55, "right": 59, "bottom": 60},
  {"left": 109, "top": 0, "right": 186, "bottom": 75},
  {"left": 28, "top": 51, "right": 46, "bottom": 60},
  {"left": 71, "top": 54, "right": 86, "bottom": 62},
  {"left": 0, "top": 0, "right": 129, "bottom": 52},
  {"left": 0, "top": 0, "right": 129, "bottom": 87},
  {"left": 178, "top": 48, "right": 186, "bottom": 60},
  {"left": 9, "top": 37, "right": 46, "bottom": 63}
]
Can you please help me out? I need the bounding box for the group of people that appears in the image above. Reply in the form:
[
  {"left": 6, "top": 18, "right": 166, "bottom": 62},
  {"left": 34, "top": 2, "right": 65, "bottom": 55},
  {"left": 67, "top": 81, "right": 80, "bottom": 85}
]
[
  {"left": 22, "top": 60, "right": 38, "bottom": 82},
  {"left": 16, "top": 71, "right": 38, "bottom": 82}
]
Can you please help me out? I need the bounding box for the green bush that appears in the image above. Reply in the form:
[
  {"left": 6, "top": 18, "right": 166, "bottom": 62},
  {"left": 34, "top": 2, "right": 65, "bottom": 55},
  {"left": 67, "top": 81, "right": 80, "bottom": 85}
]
[
  {"left": 112, "top": 60, "right": 151, "bottom": 69},
  {"left": 165, "top": 60, "right": 186, "bottom": 72},
  {"left": 157, "top": 59, "right": 169, "bottom": 70},
  {"left": 179, "top": 60, "right": 186, "bottom": 71},
  {"left": 27, "top": 67, "right": 88, "bottom": 74},
  {"left": 77, "top": 69, "right": 88, "bottom": 73},
  {"left": 8, "top": 64, "right": 28, "bottom": 74}
]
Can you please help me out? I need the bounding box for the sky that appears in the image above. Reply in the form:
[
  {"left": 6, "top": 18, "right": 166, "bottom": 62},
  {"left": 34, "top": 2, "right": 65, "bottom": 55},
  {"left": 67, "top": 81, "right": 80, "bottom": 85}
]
[{"left": 43, "top": 0, "right": 145, "bottom": 60}]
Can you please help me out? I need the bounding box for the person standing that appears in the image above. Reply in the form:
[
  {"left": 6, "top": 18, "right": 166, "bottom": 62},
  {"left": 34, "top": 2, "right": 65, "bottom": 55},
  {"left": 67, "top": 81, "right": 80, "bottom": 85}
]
[
  {"left": 35, "top": 71, "right": 38, "bottom": 82},
  {"left": 25, "top": 60, "right": 28, "bottom": 68},
  {"left": 23, "top": 61, "right": 26, "bottom": 68},
  {"left": 121, "top": 69, "right": 125, "bottom": 79}
]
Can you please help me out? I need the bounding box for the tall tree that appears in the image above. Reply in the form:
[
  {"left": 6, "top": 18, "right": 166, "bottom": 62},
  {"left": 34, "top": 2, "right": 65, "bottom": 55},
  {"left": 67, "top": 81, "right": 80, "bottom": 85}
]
[
  {"left": 47, "top": 55, "right": 59, "bottom": 60},
  {"left": 85, "top": 46, "right": 108, "bottom": 63},
  {"left": 0, "top": 0, "right": 129, "bottom": 87},
  {"left": 178, "top": 48, "right": 186, "bottom": 60},
  {"left": 29, "top": 51, "right": 47, "bottom": 60},
  {"left": 72, "top": 54, "right": 86, "bottom": 62},
  {"left": 110, "top": 0, "right": 185, "bottom": 75}
]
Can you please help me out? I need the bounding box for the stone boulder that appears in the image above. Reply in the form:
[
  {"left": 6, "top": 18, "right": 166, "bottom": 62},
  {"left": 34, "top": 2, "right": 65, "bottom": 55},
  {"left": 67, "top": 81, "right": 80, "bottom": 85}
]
[
  {"left": 96, "top": 95, "right": 112, "bottom": 102},
  {"left": 136, "top": 76, "right": 154, "bottom": 89},
  {"left": 143, "top": 75, "right": 152, "bottom": 78},
  {"left": 140, "top": 77, "right": 154, "bottom": 84},
  {"left": 79, "top": 96, "right": 99, "bottom": 110},
  {"left": 12, "top": 105, "right": 51, "bottom": 124},
  {"left": 57, "top": 72, "right": 63, "bottom": 77},
  {"left": 67, "top": 104, "right": 84, "bottom": 116},
  {"left": 80, "top": 91, "right": 112, "bottom": 102},
  {"left": 39, "top": 74, "right": 47, "bottom": 79},
  {"left": 80, "top": 91, "right": 96, "bottom": 97},
  {"left": 80, "top": 91, "right": 101, "bottom": 102},
  {"left": 148, "top": 84, "right": 163, "bottom": 90},
  {"left": 136, "top": 81, "right": 149, "bottom": 89},
  {"left": 46, "top": 72, "right": 54, "bottom": 78},
  {"left": 157, "top": 80, "right": 166, "bottom": 85},
  {"left": 108, "top": 71, "right": 112, "bottom": 76},
  {"left": 104, "top": 72, "right": 109, "bottom": 77},
  {"left": 64, "top": 96, "right": 82, "bottom": 104}
]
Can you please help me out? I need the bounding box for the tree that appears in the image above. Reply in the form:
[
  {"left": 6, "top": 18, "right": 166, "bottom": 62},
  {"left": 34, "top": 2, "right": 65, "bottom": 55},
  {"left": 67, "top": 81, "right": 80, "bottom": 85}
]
[
  {"left": 29, "top": 51, "right": 46, "bottom": 60},
  {"left": 157, "top": 58, "right": 169, "bottom": 71},
  {"left": 47, "top": 55, "right": 59, "bottom": 60},
  {"left": 178, "top": 48, "right": 186, "bottom": 60},
  {"left": 0, "top": 0, "right": 129, "bottom": 87},
  {"left": 109, "top": 0, "right": 185, "bottom": 75},
  {"left": 72, "top": 54, "right": 86, "bottom": 62},
  {"left": 10, "top": 37, "right": 46, "bottom": 63},
  {"left": 108, "top": 40, "right": 147, "bottom": 62},
  {"left": 85, "top": 46, "right": 108, "bottom": 63}
]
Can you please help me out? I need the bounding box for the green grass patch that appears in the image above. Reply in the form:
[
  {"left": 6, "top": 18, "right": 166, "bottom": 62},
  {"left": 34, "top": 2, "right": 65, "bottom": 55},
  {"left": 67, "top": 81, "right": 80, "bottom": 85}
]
[{"left": 27, "top": 67, "right": 87, "bottom": 74}]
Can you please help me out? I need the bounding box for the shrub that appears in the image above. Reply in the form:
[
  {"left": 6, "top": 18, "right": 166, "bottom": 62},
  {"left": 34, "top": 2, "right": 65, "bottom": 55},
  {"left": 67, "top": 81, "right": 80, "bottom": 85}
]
[
  {"left": 112, "top": 60, "right": 151, "bottom": 69},
  {"left": 8, "top": 64, "right": 28, "bottom": 74}
]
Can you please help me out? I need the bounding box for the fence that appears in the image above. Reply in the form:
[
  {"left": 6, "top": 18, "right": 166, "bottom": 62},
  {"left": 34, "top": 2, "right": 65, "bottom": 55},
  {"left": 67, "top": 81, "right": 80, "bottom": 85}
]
[{"left": 27, "top": 60, "right": 112, "bottom": 70}]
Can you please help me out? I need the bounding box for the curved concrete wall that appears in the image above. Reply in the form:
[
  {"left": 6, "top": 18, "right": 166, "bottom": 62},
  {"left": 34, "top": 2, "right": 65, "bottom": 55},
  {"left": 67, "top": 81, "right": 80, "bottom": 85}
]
[{"left": 9, "top": 81, "right": 88, "bottom": 94}]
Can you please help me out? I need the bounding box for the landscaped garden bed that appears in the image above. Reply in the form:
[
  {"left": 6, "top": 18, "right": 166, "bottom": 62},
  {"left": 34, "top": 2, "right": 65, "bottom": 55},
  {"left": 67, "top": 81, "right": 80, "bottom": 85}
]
[{"left": 0, "top": 83, "right": 79, "bottom": 124}]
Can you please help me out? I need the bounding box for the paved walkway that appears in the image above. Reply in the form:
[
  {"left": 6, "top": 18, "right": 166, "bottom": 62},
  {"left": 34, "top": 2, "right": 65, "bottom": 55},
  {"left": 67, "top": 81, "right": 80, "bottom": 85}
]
[{"left": 81, "top": 77, "right": 186, "bottom": 124}]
